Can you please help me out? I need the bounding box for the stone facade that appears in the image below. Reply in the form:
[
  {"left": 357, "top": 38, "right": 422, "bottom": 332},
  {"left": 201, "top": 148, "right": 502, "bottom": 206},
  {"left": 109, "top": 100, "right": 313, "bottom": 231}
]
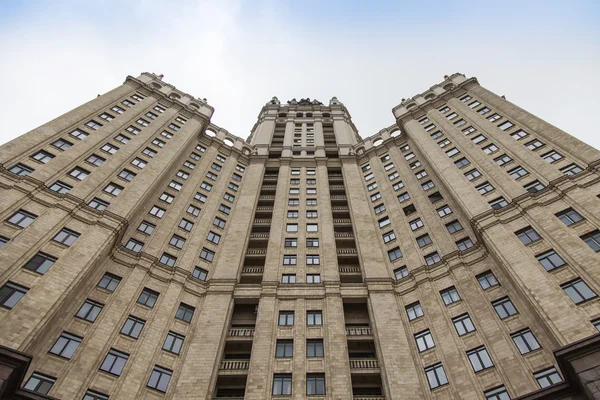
[{"left": 0, "top": 72, "right": 599, "bottom": 399}]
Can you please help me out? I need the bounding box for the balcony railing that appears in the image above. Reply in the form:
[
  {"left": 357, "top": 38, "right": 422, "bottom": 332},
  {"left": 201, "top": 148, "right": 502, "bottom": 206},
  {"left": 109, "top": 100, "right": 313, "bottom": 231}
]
[
  {"left": 220, "top": 360, "right": 250, "bottom": 370},
  {"left": 333, "top": 219, "right": 352, "bottom": 224},
  {"left": 228, "top": 327, "right": 255, "bottom": 337},
  {"left": 349, "top": 359, "right": 379, "bottom": 369},
  {"left": 353, "top": 396, "right": 386, "bottom": 400},
  {"left": 339, "top": 265, "right": 361, "bottom": 273},
  {"left": 242, "top": 266, "right": 264, "bottom": 274},
  {"left": 253, "top": 219, "right": 272, "bottom": 224},
  {"left": 331, "top": 206, "right": 349, "bottom": 211},
  {"left": 246, "top": 248, "right": 267, "bottom": 255},
  {"left": 330, "top": 195, "right": 347, "bottom": 200},
  {"left": 329, "top": 185, "right": 345, "bottom": 190},
  {"left": 249, "top": 233, "right": 269, "bottom": 239},
  {"left": 346, "top": 326, "right": 372, "bottom": 336},
  {"left": 258, "top": 195, "right": 275, "bottom": 200},
  {"left": 337, "top": 248, "right": 358, "bottom": 254},
  {"left": 261, "top": 185, "right": 277, "bottom": 190},
  {"left": 335, "top": 232, "right": 354, "bottom": 238},
  {"left": 255, "top": 206, "right": 273, "bottom": 211}
]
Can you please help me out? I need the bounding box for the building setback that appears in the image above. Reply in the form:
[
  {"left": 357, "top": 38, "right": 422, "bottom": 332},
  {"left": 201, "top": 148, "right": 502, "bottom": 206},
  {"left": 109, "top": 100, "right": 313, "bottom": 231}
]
[{"left": 0, "top": 72, "right": 599, "bottom": 400}]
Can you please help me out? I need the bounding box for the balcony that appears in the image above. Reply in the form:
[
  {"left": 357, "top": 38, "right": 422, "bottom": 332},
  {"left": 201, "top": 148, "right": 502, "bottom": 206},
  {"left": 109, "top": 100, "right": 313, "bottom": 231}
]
[
  {"left": 258, "top": 195, "right": 275, "bottom": 200},
  {"left": 337, "top": 248, "right": 358, "bottom": 255},
  {"left": 331, "top": 195, "right": 347, "bottom": 200},
  {"left": 246, "top": 248, "right": 267, "bottom": 255},
  {"left": 255, "top": 206, "right": 273, "bottom": 211},
  {"left": 333, "top": 219, "right": 352, "bottom": 225},
  {"left": 228, "top": 327, "right": 255, "bottom": 338},
  {"left": 329, "top": 185, "right": 345, "bottom": 190},
  {"left": 220, "top": 360, "right": 250, "bottom": 374},
  {"left": 350, "top": 359, "right": 379, "bottom": 370},
  {"left": 332, "top": 206, "right": 349, "bottom": 211},
  {"left": 253, "top": 219, "right": 271, "bottom": 225},
  {"left": 346, "top": 325, "right": 372, "bottom": 337},
  {"left": 261, "top": 185, "right": 277, "bottom": 190},
  {"left": 249, "top": 233, "right": 269, "bottom": 239},
  {"left": 339, "top": 265, "right": 361, "bottom": 274},
  {"left": 242, "top": 266, "right": 264, "bottom": 274},
  {"left": 354, "top": 397, "right": 386, "bottom": 400}
]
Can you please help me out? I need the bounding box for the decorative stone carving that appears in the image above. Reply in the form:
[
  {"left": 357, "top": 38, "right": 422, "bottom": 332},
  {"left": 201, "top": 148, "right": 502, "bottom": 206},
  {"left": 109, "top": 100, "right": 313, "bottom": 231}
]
[
  {"left": 287, "top": 98, "right": 323, "bottom": 106},
  {"left": 268, "top": 96, "right": 280, "bottom": 105},
  {"left": 330, "top": 97, "right": 340, "bottom": 106}
]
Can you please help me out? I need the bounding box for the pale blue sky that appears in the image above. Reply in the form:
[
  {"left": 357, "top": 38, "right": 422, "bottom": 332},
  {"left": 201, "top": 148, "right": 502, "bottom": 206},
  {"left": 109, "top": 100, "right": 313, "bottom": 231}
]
[{"left": 0, "top": 0, "right": 599, "bottom": 148}]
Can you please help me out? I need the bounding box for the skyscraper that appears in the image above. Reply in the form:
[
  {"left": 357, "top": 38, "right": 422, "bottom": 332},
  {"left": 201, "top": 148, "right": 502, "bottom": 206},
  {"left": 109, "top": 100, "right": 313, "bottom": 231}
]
[{"left": 0, "top": 72, "right": 599, "bottom": 400}]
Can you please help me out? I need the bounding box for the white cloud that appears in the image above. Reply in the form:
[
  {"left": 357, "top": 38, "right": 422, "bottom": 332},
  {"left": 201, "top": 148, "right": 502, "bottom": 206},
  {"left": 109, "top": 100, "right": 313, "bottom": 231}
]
[{"left": 0, "top": 0, "right": 598, "bottom": 153}]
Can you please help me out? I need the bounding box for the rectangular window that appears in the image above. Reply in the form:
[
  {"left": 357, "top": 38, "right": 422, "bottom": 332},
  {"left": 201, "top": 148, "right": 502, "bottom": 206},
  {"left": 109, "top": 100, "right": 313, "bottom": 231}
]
[
  {"left": 477, "top": 271, "right": 499, "bottom": 289},
  {"left": 275, "top": 339, "right": 294, "bottom": 358},
  {"left": 511, "top": 329, "right": 541, "bottom": 354},
  {"left": 441, "top": 287, "right": 460, "bottom": 305},
  {"left": 472, "top": 134, "right": 486, "bottom": 144},
  {"left": 23, "top": 372, "right": 56, "bottom": 395},
  {"left": 9, "top": 163, "right": 34, "bottom": 176},
  {"left": 8, "top": 209, "right": 37, "bottom": 228},
  {"left": 425, "top": 363, "right": 448, "bottom": 389},
  {"left": 416, "top": 234, "right": 432, "bottom": 248},
  {"left": 446, "top": 112, "right": 458, "bottom": 120},
  {"left": 367, "top": 182, "right": 378, "bottom": 191},
  {"left": 515, "top": 227, "right": 541, "bottom": 245},
  {"left": 278, "top": 311, "right": 294, "bottom": 326},
  {"left": 306, "top": 254, "right": 320, "bottom": 265},
  {"left": 383, "top": 230, "right": 396, "bottom": 243},
  {"left": 273, "top": 374, "right": 292, "bottom": 395},
  {"left": 287, "top": 210, "right": 299, "bottom": 218},
  {"left": 169, "top": 180, "right": 183, "bottom": 191},
  {"left": 415, "top": 329, "right": 435, "bottom": 352},
  {"left": 307, "top": 224, "right": 318, "bottom": 232},
  {"left": 52, "top": 138, "right": 73, "bottom": 150},
  {"left": 0, "top": 282, "right": 29, "bottom": 309},
  {"left": 31, "top": 150, "right": 55, "bottom": 163},
  {"left": 437, "top": 205, "right": 452, "bottom": 217},
  {"left": 100, "top": 348, "right": 129, "bottom": 376},
  {"left": 393, "top": 266, "right": 408, "bottom": 281},
  {"left": 561, "top": 163, "right": 584, "bottom": 176},
  {"left": 493, "top": 297, "right": 518, "bottom": 319},
  {"left": 542, "top": 150, "right": 563, "bottom": 163},
  {"left": 416, "top": 170, "right": 428, "bottom": 179},
  {"left": 536, "top": 250, "right": 566, "bottom": 271},
  {"left": 453, "top": 314, "right": 476, "bottom": 336},
  {"left": 149, "top": 206, "right": 166, "bottom": 218},
  {"left": 147, "top": 366, "right": 173, "bottom": 393},
  {"left": 393, "top": 181, "right": 405, "bottom": 191},
  {"left": 487, "top": 114, "right": 501, "bottom": 122},
  {"left": 23, "top": 252, "right": 57, "bottom": 274},
  {"left": 388, "top": 171, "right": 399, "bottom": 180},
  {"left": 307, "top": 310, "right": 322, "bottom": 326},
  {"left": 125, "top": 239, "right": 143, "bottom": 252},
  {"left": 467, "top": 346, "right": 493, "bottom": 372},
  {"left": 561, "top": 279, "right": 597, "bottom": 304},
  {"left": 70, "top": 128, "right": 89, "bottom": 139},
  {"left": 498, "top": 121, "right": 514, "bottom": 131},
  {"left": 508, "top": 166, "right": 529, "bottom": 179},
  {"left": 200, "top": 248, "right": 215, "bottom": 262},
  {"left": 307, "top": 339, "right": 324, "bottom": 358},
  {"left": 424, "top": 252, "right": 441, "bottom": 265},
  {"left": 219, "top": 204, "right": 231, "bottom": 215},
  {"left": 142, "top": 148, "right": 157, "bottom": 158},
  {"left": 76, "top": 299, "right": 103, "bottom": 322},
  {"left": 207, "top": 231, "right": 221, "bottom": 244},
  {"left": 187, "top": 204, "right": 200, "bottom": 217},
  {"left": 556, "top": 208, "right": 583, "bottom": 226},
  {"left": 462, "top": 126, "right": 476, "bottom": 135},
  {"left": 193, "top": 266, "right": 208, "bottom": 281},
  {"left": 534, "top": 367, "right": 562, "bottom": 388},
  {"left": 511, "top": 129, "right": 528, "bottom": 140},
  {"left": 163, "top": 332, "right": 185, "bottom": 355},
  {"left": 430, "top": 130, "right": 443, "bottom": 139},
  {"left": 582, "top": 230, "right": 600, "bottom": 252},
  {"left": 104, "top": 182, "right": 123, "bottom": 196},
  {"left": 223, "top": 193, "right": 235, "bottom": 202},
  {"left": 200, "top": 181, "right": 212, "bottom": 191},
  {"left": 137, "top": 221, "right": 155, "bottom": 235},
  {"left": 454, "top": 119, "right": 466, "bottom": 127},
  {"left": 374, "top": 204, "right": 386, "bottom": 214},
  {"left": 307, "top": 274, "right": 321, "bottom": 284},
  {"left": 454, "top": 157, "right": 470, "bottom": 169},
  {"left": 176, "top": 303, "right": 195, "bottom": 322},
  {"left": 213, "top": 217, "right": 226, "bottom": 229},
  {"left": 489, "top": 197, "right": 509, "bottom": 210},
  {"left": 456, "top": 237, "right": 474, "bottom": 251},
  {"left": 86, "top": 120, "right": 103, "bottom": 130},
  {"left": 524, "top": 180, "right": 545, "bottom": 193},
  {"left": 88, "top": 198, "right": 109, "bottom": 211},
  {"left": 306, "top": 238, "right": 319, "bottom": 247},
  {"left": 409, "top": 218, "right": 424, "bottom": 231},
  {"left": 388, "top": 247, "right": 402, "bottom": 261},
  {"left": 121, "top": 315, "right": 145, "bottom": 338},
  {"left": 446, "top": 220, "right": 463, "bottom": 234},
  {"left": 49, "top": 181, "right": 72, "bottom": 194},
  {"left": 138, "top": 288, "right": 159, "bottom": 307},
  {"left": 97, "top": 273, "right": 121, "bottom": 291},
  {"left": 306, "top": 374, "right": 326, "bottom": 396},
  {"left": 406, "top": 302, "right": 423, "bottom": 320},
  {"left": 159, "top": 253, "right": 177, "bottom": 267}
]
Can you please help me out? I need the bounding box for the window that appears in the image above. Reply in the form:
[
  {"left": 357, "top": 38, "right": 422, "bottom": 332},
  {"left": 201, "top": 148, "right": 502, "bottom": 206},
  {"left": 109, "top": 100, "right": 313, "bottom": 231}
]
[
  {"left": 416, "top": 170, "right": 428, "bottom": 179},
  {"left": 23, "top": 372, "right": 55, "bottom": 395},
  {"left": 138, "top": 288, "right": 159, "bottom": 307},
  {"left": 460, "top": 95, "right": 472, "bottom": 102},
  {"left": 76, "top": 299, "right": 103, "bottom": 322},
  {"left": 104, "top": 182, "right": 123, "bottom": 196},
  {"left": 582, "top": 230, "right": 600, "bottom": 252},
  {"left": 364, "top": 172, "right": 374, "bottom": 181},
  {"left": 149, "top": 206, "right": 166, "bottom": 218},
  {"left": 200, "top": 181, "right": 212, "bottom": 191},
  {"left": 145, "top": 111, "right": 158, "bottom": 120},
  {"left": 367, "top": 182, "right": 378, "bottom": 191},
  {"left": 524, "top": 139, "right": 544, "bottom": 151},
  {"left": 419, "top": 117, "right": 430, "bottom": 124},
  {"left": 384, "top": 163, "right": 394, "bottom": 171},
  {"left": 416, "top": 234, "right": 432, "bottom": 248},
  {"left": 374, "top": 204, "right": 386, "bottom": 214},
  {"left": 561, "top": 279, "right": 597, "bottom": 304},
  {"left": 406, "top": 302, "right": 423, "bottom": 320},
  {"left": 388, "top": 247, "right": 403, "bottom": 261},
  {"left": 306, "top": 254, "right": 320, "bottom": 265},
  {"left": 0, "top": 237, "right": 7, "bottom": 247},
  {"left": 405, "top": 152, "right": 416, "bottom": 160},
  {"left": 508, "top": 166, "right": 528, "bottom": 179},
  {"left": 439, "top": 106, "right": 451, "bottom": 113},
  {"left": 446, "top": 112, "right": 458, "bottom": 120},
  {"left": 441, "top": 287, "right": 460, "bottom": 305},
  {"left": 131, "top": 157, "right": 147, "bottom": 169},
  {"left": 190, "top": 152, "right": 201, "bottom": 161},
  {"left": 511, "top": 329, "right": 541, "bottom": 354},
  {"left": 205, "top": 231, "right": 220, "bottom": 245},
  {"left": 118, "top": 169, "right": 136, "bottom": 182},
  {"left": 23, "top": 252, "right": 56, "bottom": 274},
  {"left": 536, "top": 250, "right": 566, "bottom": 271},
  {"left": 306, "top": 238, "right": 319, "bottom": 247},
  {"left": 68, "top": 166, "right": 90, "bottom": 181},
  {"left": 86, "top": 120, "right": 103, "bottom": 130},
  {"left": 425, "top": 363, "right": 448, "bottom": 389},
  {"left": 453, "top": 314, "right": 476, "bottom": 336},
  {"left": 8, "top": 209, "right": 37, "bottom": 228},
  {"left": 415, "top": 329, "right": 435, "bottom": 352},
  {"left": 454, "top": 157, "right": 470, "bottom": 168},
  {"left": 160, "top": 253, "right": 177, "bottom": 267},
  {"left": 125, "top": 239, "right": 143, "bottom": 252},
  {"left": 467, "top": 346, "right": 493, "bottom": 372},
  {"left": 101, "top": 143, "right": 119, "bottom": 155},
  {"left": 286, "top": 223, "right": 298, "bottom": 233},
  {"left": 186, "top": 205, "right": 200, "bottom": 217},
  {"left": 176, "top": 170, "right": 189, "bottom": 180},
  {"left": 307, "top": 339, "right": 324, "bottom": 358},
  {"left": 306, "top": 374, "right": 326, "bottom": 396},
  {"left": 273, "top": 374, "right": 292, "bottom": 395},
  {"left": 515, "top": 227, "right": 541, "bottom": 245},
  {"left": 121, "top": 315, "right": 145, "bottom": 338},
  {"left": 169, "top": 180, "right": 183, "bottom": 191},
  {"left": 287, "top": 210, "right": 299, "bottom": 218},
  {"left": 307, "top": 274, "right": 321, "bottom": 284},
  {"left": 534, "top": 367, "right": 562, "bottom": 388},
  {"left": 279, "top": 311, "right": 294, "bottom": 326},
  {"left": 409, "top": 218, "right": 424, "bottom": 231},
  {"left": 223, "top": 192, "right": 235, "bottom": 202},
  {"left": 425, "top": 252, "right": 441, "bottom": 265},
  {"left": 462, "top": 126, "right": 476, "bottom": 135},
  {"left": 49, "top": 181, "right": 72, "bottom": 194},
  {"left": 487, "top": 113, "right": 501, "bottom": 122},
  {"left": 194, "top": 192, "right": 207, "bottom": 203},
  {"left": 114, "top": 134, "right": 130, "bottom": 144},
  {"left": 424, "top": 124, "right": 436, "bottom": 132},
  {"left": 70, "top": 128, "right": 89, "bottom": 139},
  {"left": 32, "top": 150, "right": 55, "bottom": 163},
  {"left": 371, "top": 192, "right": 382, "bottom": 202},
  {"left": 483, "top": 144, "right": 499, "bottom": 154},
  {"left": 192, "top": 267, "right": 208, "bottom": 281},
  {"left": 477, "top": 271, "right": 499, "bottom": 289},
  {"left": 422, "top": 180, "right": 435, "bottom": 191},
  {"left": 383, "top": 230, "right": 396, "bottom": 243},
  {"left": 176, "top": 303, "right": 195, "bottom": 322},
  {"left": 219, "top": 204, "right": 231, "bottom": 215},
  {"left": 0, "top": 282, "right": 28, "bottom": 309},
  {"left": 50, "top": 332, "right": 83, "bottom": 359},
  {"left": 556, "top": 208, "right": 583, "bottom": 226},
  {"left": 276, "top": 339, "right": 294, "bottom": 358},
  {"left": 403, "top": 204, "right": 416, "bottom": 216},
  {"left": 200, "top": 247, "right": 215, "bottom": 262},
  {"left": 307, "top": 310, "right": 323, "bottom": 326},
  {"left": 138, "top": 220, "right": 155, "bottom": 234},
  {"left": 489, "top": 197, "right": 509, "bottom": 210},
  {"left": 126, "top": 125, "right": 141, "bottom": 135},
  {"left": 137, "top": 118, "right": 150, "bottom": 127},
  {"left": 52, "top": 138, "right": 73, "bottom": 151},
  {"left": 132, "top": 94, "right": 144, "bottom": 101},
  {"left": 524, "top": 180, "right": 545, "bottom": 193},
  {"left": 100, "top": 349, "right": 129, "bottom": 375},
  {"left": 213, "top": 217, "right": 226, "bottom": 229},
  {"left": 97, "top": 273, "right": 121, "bottom": 291},
  {"left": 393, "top": 181, "right": 405, "bottom": 191},
  {"left": 122, "top": 99, "right": 135, "bottom": 107},
  {"left": 542, "top": 150, "right": 563, "bottom": 163},
  {"left": 510, "top": 129, "right": 528, "bottom": 140},
  {"left": 456, "top": 237, "right": 474, "bottom": 251},
  {"left": 561, "top": 163, "right": 584, "bottom": 176},
  {"left": 493, "top": 297, "right": 518, "bottom": 319},
  {"left": 437, "top": 205, "right": 452, "bottom": 217},
  {"left": 236, "top": 164, "right": 245, "bottom": 173},
  {"left": 446, "top": 220, "right": 463, "bottom": 234},
  {"left": 307, "top": 224, "right": 318, "bottom": 232},
  {"left": 142, "top": 147, "right": 157, "bottom": 158},
  {"left": 430, "top": 130, "right": 443, "bottom": 139},
  {"left": 468, "top": 100, "right": 481, "bottom": 108},
  {"left": 88, "top": 198, "right": 109, "bottom": 211},
  {"left": 111, "top": 105, "right": 125, "bottom": 114},
  {"left": 9, "top": 163, "right": 34, "bottom": 176},
  {"left": 472, "top": 134, "right": 486, "bottom": 144},
  {"left": 494, "top": 154, "right": 512, "bottom": 166},
  {"left": 454, "top": 119, "right": 466, "bottom": 127},
  {"left": 388, "top": 171, "right": 400, "bottom": 180},
  {"left": 594, "top": 319, "right": 600, "bottom": 332}
]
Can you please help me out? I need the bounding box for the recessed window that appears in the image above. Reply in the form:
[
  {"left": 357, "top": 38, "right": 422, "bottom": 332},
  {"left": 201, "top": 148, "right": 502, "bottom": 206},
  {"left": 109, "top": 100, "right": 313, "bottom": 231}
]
[
  {"left": 114, "top": 134, "right": 130, "bottom": 144},
  {"left": 441, "top": 286, "right": 460, "bottom": 305},
  {"left": 200, "top": 247, "right": 215, "bottom": 262},
  {"left": 23, "top": 252, "right": 57, "bottom": 274},
  {"left": 561, "top": 163, "right": 584, "bottom": 177},
  {"left": 283, "top": 255, "right": 297, "bottom": 265},
  {"left": 456, "top": 237, "right": 474, "bottom": 251},
  {"left": 307, "top": 274, "right": 321, "bottom": 284},
  {"left": 492, "top": 297, "right": 518, "bottom": 319},
  {"left": 406, "top": 302, "right": 423, "bottom": 320},
  {"left": 70, "top": 128, "right": 89, "bottom": 139},
  {"left": 561, "top": 278, "right": 597, "bottom": 304},
  {"left": 179, "top": 219, "right": 193, "bottom": 232},
  {"left": 415, "top": 329, "right": 435, "bottom": 352},
  {"left": 445, "top": 220, "right": 463, "bottom": 234},
  {"left": 424, "top": 124, "right": 436, "bottom": 132},
  {"left": 511, "top": 328, "right": 540, "bottom": 354},
  {"left": 49, "top": 181, "right": 72, "bottom": 194},
  {"left": 394, "top": 266, "right": 408, "bottom": 280},
  {"left": 8, "top": 209, "right": 37, "bottom": 228},
  {"left": 454, "top": 157, "right": 470, "bottom": 169},
  {"left": 462, "top": 126, "right": 476, "bottom": 135},
  {"left": 460, "top": 95, "right": 472, "bottom": 102},
  {"left": 464, "top": 168, "right": 481, "bottom": 181},
  {"left": 422, "top": 180, "right": 435, "bottom": 191},
  {"left": 23, "top": 372, "right": 56, "bottom": 395},
  {"left": 306, "top": 238, "right": 319, "bottom": 247},
  {"left": 364, "top": 172, "right": 374, "bottom": 181},
  {"left": 416, "top": 234, "right": 432, "bottom": 248},
  {"left": 169, "top": 235, "right": 186, "bottom": 249},
  {"left": 138, "top": 288, "right": 159, "bottom": 307},
  {"left": 121, "top": 315, "right": 145, "bottom": 338},
  {"left": 439, "top": 106, "right": 451, "bottom": 113},
  {"left": 477, "top": 271, "right": 499, "bottom": 289},
  {"left": 125, "top": 239, "right": 143, "bottom": 252},
  {"left": 176, "top": 303, "right": 195, "bottom": 322},
  {"left": 410, "top": 218, "right": 424, "bottom": 231},
  {"left": 446, "top": 112, "right": 458, "bottom": 120},
  {"left": 542, "top": 150, "right": 563, "bottom": 163},
  {"left": 307, "top": 310, "right": 323, "bottom": 326},
  {"left": 306, "top": 254, "right": 320, "bottom": 265},
  {"left": 430, "top": 130, "right": 443, "bottom": 139},
  {"left": 515, "top": 227, "right": 541, "bottom": 245},
  {"left": 52, "top": 138, "right": 73, "bottom": 151},
  {"left": 160, "top": 253, "right": 177, "bottom": 267},
  {"left": 104, "top": 182, "right": 123, "bottom": 196},
  {"left": 508, "top": 166, "right": 528, "bottom": 179},
  {"left": 76, "top": 299, "right": 103, "bottom": 322},
  {"left": 187, "top": 204, "right": 201, "bottom": 216},
  {"left": 374, "top": 204, "right": 386, "bottom": 215},
  {"left": 200, "top": 181, "right": 212, "bottom": 191},
  {"left": 142, "top": 147, "right": 157, "bottom": 158},
  {"left": 273, "top": 374, "right": 292, "bottom": 395},
  {"left": 524, "top": 180, "right": 545, "bottom": 193},
  {"left": 276, "top": 339, "right": 294, "bottom": 358},
  {"left": 219, "top": 204, "right": 231, "bottom": 215},
  {"left": 9, "top": 163, "right": 34, "bottom": 176},
  {"left": 279, "top": 311, "right": 294, "bottom": 326},
  {"left": 556, "top": 208, "right": 583, "bottom": 226},
  {"left": 454, "top": 119, "right": 466, "bottom": 127},
  {"left": 97, "top": 273, "right": 121, "bottom": 291},
  {"left": 307, "top": 339, "right": 324, "bottom": 358},
  {"left": 489, "top": 197, "right": 509, "bottom": 210},
  {"left": 487, "top": 113, "right": 501, "bottom": 122},
  {"left": 425, "top": 363, "right": 448, "bottom": 390},
  {"left": 534, "top": 367, "right": 562, "bottom": 388},
  {"left": 149, "top": 206, "right": 166, "bottom": 218},
  {"left": 476, "top": 181, "right": 494, "bottom": 195},
  {"left": 383, "top": 230, "right": 396, "bottom": 243},
  {"left": 498, "top": 121, "right": 514, "bottom": 131},
  {"left": 510, "top": 129, "right": 528, "bottom": 140},
  {"left": 100, "top": 348, "right": 129, "bottom": 376},
  {"left": 582, "top": 230, "right": 600, "bottom": 252},
  {"left": 467, "top": 346, "right": 493, "bottom": 372},
  {"left": 193, "top": 266, "right": 208, "bottom": 281},
  {"left": 0, "top": 281, "right": 29, "bottom": 309},
  {"left": 419, "top": 117, "right": 430, "bottom": 125},
  {"left": 388, "top": 247, "right": 403, "bottom": 262},
  {"left": 453, "top": 314, "right": 476, "bottom": 336},
  {"left": 86, "top": 120, "right": 103, "bottom": 130},
  {"left": 393, "top": 181, "right": 405, "bottom": 191},
  {"left": 436, "top": 205, "right": 452, "bottom": 217},
  {"left": 536, "top": 250, "right": 566, "bottom": 271},
  {"left": 468, "top": 100, "right": 481, "bottom": 108},
  {"left": 424, "top": 251, "right": 441, "bottom": 265}
]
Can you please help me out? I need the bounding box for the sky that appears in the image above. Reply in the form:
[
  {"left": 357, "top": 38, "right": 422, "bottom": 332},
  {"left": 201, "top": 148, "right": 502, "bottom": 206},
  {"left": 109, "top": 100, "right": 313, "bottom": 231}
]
[{"left": 0, "top": 0, "right": 599, "bottom": 149}]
